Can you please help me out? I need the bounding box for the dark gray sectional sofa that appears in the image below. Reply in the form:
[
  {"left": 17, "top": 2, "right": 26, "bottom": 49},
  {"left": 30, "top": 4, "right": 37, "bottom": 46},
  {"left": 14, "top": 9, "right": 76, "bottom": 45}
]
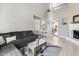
[{"left": 0, "top": 30, "right": 38, "bottom": 48}]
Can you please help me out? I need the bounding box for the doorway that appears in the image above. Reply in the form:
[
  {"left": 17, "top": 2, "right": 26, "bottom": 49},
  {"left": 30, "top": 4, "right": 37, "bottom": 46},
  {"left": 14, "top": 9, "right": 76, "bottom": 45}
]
[{"left": 52, "top": 20, "right": 58, "bottom": 36}]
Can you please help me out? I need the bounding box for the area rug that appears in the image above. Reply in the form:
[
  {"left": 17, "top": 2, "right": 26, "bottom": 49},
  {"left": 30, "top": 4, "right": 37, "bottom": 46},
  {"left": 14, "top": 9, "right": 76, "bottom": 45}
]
[{"left": 41, "top": 43, "right": 62, "bottom": 56}]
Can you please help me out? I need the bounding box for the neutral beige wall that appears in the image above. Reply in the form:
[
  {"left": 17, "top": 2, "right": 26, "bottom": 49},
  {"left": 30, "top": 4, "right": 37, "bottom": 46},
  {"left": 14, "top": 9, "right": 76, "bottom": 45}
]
[
  {"left": 53, "top": 3, "right": 79, "bottom": 37},
  {"left": 0, "top": 3, "right": 49, "bottom": 33}
]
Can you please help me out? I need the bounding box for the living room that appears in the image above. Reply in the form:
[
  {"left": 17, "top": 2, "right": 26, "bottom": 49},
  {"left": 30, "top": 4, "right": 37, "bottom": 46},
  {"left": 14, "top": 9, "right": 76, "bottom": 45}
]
[
  {"left": 0, "top": 3, "right": 51, "bottom": 56},
  {"left": 1, "top": 2, "right": 79, "bottom": 56}
]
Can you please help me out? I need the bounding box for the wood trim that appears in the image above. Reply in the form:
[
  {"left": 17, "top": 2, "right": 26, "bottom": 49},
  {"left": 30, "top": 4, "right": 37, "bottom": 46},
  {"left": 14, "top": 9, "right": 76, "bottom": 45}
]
[{"left": 73, "top": 15, "right": 79, "bottom": 23}]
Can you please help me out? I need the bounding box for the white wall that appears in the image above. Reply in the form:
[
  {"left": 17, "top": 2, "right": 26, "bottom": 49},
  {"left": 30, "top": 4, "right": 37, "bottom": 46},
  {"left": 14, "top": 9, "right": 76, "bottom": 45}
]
[
  {"left": 53, "top": 4, "right": 69, "bottom": 37},
  {"left": 0, "top": 3, "right": 49, "bottom": 33},
  {"left": 53, "top": 3, "right": 79, "bottom": 37}
]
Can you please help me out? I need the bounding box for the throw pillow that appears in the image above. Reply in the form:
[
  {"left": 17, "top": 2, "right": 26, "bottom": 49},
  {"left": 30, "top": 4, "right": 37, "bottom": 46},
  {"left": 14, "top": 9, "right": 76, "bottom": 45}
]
[
  {"left": 6, "top": 36, "right": 16, "bottom": 44},
  {"left": 0, "top": 36, "right": 5, "bottom": 45}
]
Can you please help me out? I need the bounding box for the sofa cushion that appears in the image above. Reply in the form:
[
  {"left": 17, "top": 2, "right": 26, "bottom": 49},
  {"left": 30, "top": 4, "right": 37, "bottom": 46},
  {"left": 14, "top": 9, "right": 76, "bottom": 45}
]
[
  {"left": 16, "top": 32, "right": 22, "bottom": 39},
  {"left": 16, "top": 31, "right": 34, "bottom": 40},
  {"left": 3, "top": 34, "right": 10, "bottom": 39},
  {"left": 12, "top": 35, "right": 37, "bottom": 48},
  {"left": 23, "top": 31, "right": 33, "bottom": 38}
]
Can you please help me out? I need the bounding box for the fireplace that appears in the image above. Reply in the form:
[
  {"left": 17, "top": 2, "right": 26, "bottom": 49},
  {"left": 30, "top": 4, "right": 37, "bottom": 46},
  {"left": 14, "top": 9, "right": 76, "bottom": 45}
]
[{"left": 73, "top": 30, "right": 79, "bottom": 39}]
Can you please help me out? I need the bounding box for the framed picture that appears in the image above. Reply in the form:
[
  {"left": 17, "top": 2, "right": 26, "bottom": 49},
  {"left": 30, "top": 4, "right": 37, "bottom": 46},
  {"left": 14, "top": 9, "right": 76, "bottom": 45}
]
[{"left": 73, "top": 15, "right": 79, "bottom": 23}]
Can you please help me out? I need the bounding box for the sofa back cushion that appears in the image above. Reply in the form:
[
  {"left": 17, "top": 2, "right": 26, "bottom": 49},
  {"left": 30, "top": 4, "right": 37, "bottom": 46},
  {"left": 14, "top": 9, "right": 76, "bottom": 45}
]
[
  {"left": 23, "top": 31, "right": 33, "bottom": 38},
  {"left": 0, "top": 30, "right": 34, "bottom": 40},
  {"left": 16, "top": 32, "right": 22, "bottom": 39},
  {"left": 16, "top": 31, "right": 33, "bottom": 39}
]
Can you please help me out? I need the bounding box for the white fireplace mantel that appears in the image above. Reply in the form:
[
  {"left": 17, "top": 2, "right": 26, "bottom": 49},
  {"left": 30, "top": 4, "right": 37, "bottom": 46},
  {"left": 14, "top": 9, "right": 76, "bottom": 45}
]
[
  {"left": 58, "top": 23, "right": 79, "bottom": 46},
  {"left": 69, "top": 23, "right": 79, "bottom": 38}
]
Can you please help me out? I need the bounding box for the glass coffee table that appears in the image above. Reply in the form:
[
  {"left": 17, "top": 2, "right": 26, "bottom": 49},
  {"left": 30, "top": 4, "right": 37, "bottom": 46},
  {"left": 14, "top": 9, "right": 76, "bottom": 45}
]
[{"left": 24, "top": 38, "right": 47, "bottom": 56}]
